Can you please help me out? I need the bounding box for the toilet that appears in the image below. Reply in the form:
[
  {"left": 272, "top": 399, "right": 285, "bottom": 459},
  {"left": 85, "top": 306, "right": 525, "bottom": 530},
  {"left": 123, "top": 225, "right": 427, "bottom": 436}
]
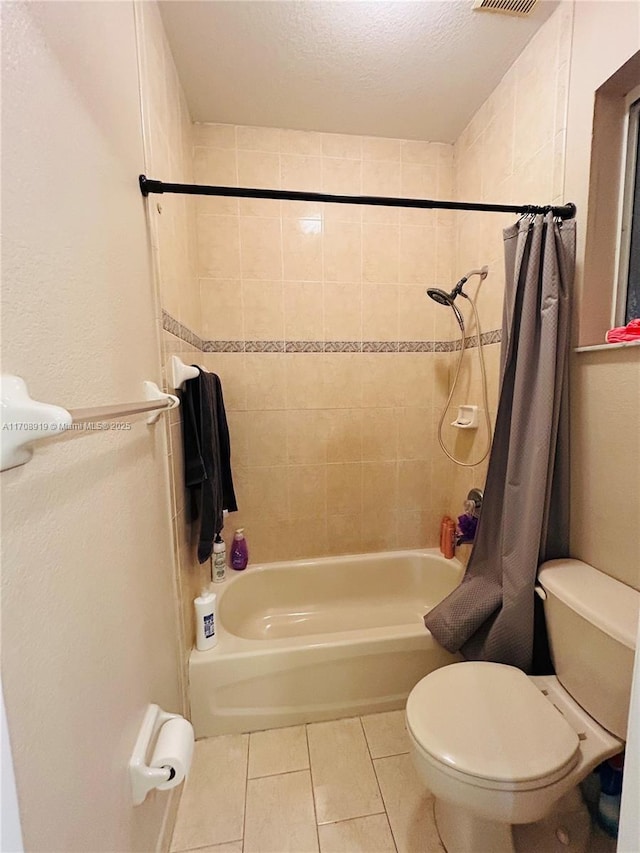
[{"left": 406, "top": 559, "right": 640, "bottom": 853}]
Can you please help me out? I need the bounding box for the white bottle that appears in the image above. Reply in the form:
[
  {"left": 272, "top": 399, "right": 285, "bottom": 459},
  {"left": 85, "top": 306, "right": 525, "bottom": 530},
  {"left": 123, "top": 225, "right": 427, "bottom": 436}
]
[
  {"left": 194, "top": 588, "right": 217, "bottom": 650},
  {"left": 213, "top": 535, "right": 226, "bottom": 583}
]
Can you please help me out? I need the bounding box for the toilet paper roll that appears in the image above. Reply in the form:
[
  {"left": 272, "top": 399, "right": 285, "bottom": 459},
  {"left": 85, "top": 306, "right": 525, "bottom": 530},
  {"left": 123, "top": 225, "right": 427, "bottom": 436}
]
[{"left": 150, "top": 717, "right": 194, "bottom": 791}]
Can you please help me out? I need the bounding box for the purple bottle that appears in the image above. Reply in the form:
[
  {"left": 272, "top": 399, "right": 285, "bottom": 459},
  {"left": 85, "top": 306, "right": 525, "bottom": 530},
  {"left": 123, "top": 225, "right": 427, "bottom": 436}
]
[{"left": 230, "top": 528, "right": 249, "bottom": 570}]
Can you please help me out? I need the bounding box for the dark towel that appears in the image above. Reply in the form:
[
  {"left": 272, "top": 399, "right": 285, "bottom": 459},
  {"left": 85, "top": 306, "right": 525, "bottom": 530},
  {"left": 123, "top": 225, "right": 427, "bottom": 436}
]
[{"left": 181, "top": 369, "right": 237, "bottom": 563}]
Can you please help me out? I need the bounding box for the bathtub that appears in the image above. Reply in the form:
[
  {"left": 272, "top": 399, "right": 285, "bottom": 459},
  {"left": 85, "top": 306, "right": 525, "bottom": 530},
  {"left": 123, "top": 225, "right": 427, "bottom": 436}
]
[{"left": 189, "top": 548, "right": 463, "bottom": 737}]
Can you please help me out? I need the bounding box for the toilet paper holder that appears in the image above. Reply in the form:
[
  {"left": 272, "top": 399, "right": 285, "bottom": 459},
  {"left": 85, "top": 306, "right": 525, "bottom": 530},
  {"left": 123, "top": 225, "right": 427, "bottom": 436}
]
[{"left": 129, "top": 704, "right": 193, "bottom": 806}]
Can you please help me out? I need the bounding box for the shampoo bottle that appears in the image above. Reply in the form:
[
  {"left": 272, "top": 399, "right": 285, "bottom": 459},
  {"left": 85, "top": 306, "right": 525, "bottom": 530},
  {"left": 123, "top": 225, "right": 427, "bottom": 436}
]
[
  {"left": 230, "top": 528, "right": 249, "bottom": 570},
  {"left": 213, "top": 534, "right": 226, "bottom": 583},
  {"left": 194, "top": 588, "right": 217, "bottom": 650}
]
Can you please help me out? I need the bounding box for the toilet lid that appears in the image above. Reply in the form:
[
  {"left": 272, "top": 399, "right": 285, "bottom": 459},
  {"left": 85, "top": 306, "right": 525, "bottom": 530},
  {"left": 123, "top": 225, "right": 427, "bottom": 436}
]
[{"left": 406, "top": 662, "right": 580, "bottom": 784}]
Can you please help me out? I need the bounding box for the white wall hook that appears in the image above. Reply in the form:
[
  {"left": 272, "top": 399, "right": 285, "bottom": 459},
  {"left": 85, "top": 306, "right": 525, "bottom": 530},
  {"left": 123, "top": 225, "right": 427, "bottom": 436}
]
[
  {"left": 143, "top": 381, "right": 179, "bottom": 424},
  {"left": 0, "top": 375, "right": 72, "bottom": 472},
  {"left": 129, "top": 704, "right": 194, "bottom": 806},
  {"left": 168, "top": 356, "right": 199, "bottom": 390}
]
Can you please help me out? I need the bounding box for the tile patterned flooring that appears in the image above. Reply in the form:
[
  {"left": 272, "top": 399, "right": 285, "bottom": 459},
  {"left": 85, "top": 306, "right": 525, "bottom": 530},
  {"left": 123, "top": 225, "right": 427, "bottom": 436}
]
[{"left": 170, "top": 711, "right": 617, "bottom": 853}]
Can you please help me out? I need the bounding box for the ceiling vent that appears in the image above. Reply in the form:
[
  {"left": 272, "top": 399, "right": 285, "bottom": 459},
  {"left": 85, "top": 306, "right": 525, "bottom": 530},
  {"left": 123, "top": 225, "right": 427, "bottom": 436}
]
[{"left": 472, "top": 0, "right": 538, "bottom": 16}]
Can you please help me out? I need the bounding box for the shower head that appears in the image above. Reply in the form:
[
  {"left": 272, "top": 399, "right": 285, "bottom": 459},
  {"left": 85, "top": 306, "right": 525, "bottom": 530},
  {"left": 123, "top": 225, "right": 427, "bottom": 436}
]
[
  {"left": 425, "top": 266, "right": 489, "bottom": 332},
  {"left": 426, "top": 287, "right": 454, "bottom": 307}
]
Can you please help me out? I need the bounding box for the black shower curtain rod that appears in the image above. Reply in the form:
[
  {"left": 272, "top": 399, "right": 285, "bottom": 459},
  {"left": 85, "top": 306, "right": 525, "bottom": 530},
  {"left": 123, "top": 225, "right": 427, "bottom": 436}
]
[{"left": 138, "top": 175, "right": 576, "bottom": 220}]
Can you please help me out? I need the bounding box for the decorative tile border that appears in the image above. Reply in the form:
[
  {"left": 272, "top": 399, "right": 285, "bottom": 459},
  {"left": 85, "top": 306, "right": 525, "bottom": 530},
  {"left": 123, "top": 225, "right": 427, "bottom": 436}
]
[
  {"left": 162, "top": 311, "right": 502, "bottom": 354},
  {"left": 286, "top": 341, "right": 324, "bottom": 353},
  {"left": 162, "top": 311, "right": 203, "bottom": 350}
]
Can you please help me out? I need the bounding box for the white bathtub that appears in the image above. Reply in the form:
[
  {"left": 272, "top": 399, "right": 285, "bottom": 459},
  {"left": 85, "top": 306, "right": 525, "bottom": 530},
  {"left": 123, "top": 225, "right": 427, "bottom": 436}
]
[{"left": 189, "top": 549, "right": 463, "bottom": 737}]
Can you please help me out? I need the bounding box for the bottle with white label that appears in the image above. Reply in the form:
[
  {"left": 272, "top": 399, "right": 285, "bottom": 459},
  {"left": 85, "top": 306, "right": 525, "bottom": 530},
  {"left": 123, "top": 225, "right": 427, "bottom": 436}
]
[
  {"left": 213, "top": 535, "right": 226, "bottom": 583},
  {"left": 194, "top": 588, "right": 217, "bottom": 650}
]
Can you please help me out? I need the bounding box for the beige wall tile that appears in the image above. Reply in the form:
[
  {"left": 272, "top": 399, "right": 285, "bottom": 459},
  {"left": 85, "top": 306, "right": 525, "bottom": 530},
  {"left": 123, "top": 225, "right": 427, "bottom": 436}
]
[
  {"left": 240, "top": 217, "right": 283, "bottom": 280},
  {"left": 362, "top": 161, "right": 402, "bottom": 196},
  {"left": 285, "top": 353, "right": 325, "bottom": 409},
  {"left": 401, "top": 163, "right": 438, "bottom": 199},
  {"left": 322, "top": 133, "right": 362, "bottom": 159},
  {"left": 248, "top": 725, "right": 309, "bottom": 779},
  {"left": 323, "top": 221, "right": 362, "bottom": 283},
  {"left": 282, "top": 217, "right": 323, "bottom": 281},
  {"left": 362, "top": 136, "right": 402, "bottom": 162},
  {"left": 237, "top": 125, "right": 281, "bottom": 152},
  {"left": 281, "top": 154, "right": 323, "bottom": 191},
  {"left": 322, "top": 157, "right": 362, "bottom": 194},
  {"left": 318, "top": 814, "right": 395, "bottom": 853},
  {"left": 200, "top": 279, "right": 243, "bottom": 341},
  {"left": 237, "top": 150, "right": 281, "bottom": 189},
  {"left": 326, "top": 462, "right": 362, "bottom": 516},
  {"left": 398, "top": 285, "right": 435, "bottom": 342},
  {"left": 397, "top": 509, "right": 438, "bottom": 549},
  {"left": 287, "top": 409, "right": 329, "bottom": 464},
  {"left": 399, "top": 226, "right": 437, "bottom": 284},
  {"left": 323, "top": 353, "right": 362, "bottom": 408},
  {"left": 242, "top": 280, "right": 284, "bottom": 341},
  {"left": 361, "top": 711, "right": 410, "bottom": 759},
  {"left": 397, "top": 460, "right": 431, "bottom": 511},
  {"left": 326, "top": 409, "right": 363, "bottom": 463},
  {"left": 241, "top": 466, "right": 289, "bottom": 522},
  {"left": 362, "top": 462, "right": 398, "bottom": 514},
  {"left": 361, "top": 510, "right": 399, "bottom": 553},
  {"left": 362, "top": 283, "right": 399, "bottom": 342},
  {"left": 170, "top": 735, "right": 248, "bottom": 851},
  {"left": 193, "top": 123, "right": 236, "bottom": 149},
  {"left": 361, "top": 408, "right": 398, "bottom": 462},
  {"left": 194, "top": 146, "right": 238, "bottom": 185},
  {"left": 363, "top": 224, "right": 399, "bottom": 284},
  {"left": 324, "top": 283, "right": 362, "bottom": 341},
  {"left": 244, "top": 353, "right": 286, "bottom": 410},
  {"left": 307, "top": 717, "right": 383, "bottom": 824},
  {"left": 401, "top": 140, "right": 440, "bottom": 165},
  {"left": 197, "top": 215, "right": 241, "bottom": 279},
  {"left": 288, "top": 464, "right": 327, "bottom": 519},
  {"left": 374, "top": 753, "right": 444, "bottom": 853},
  {"left": 284, "top": 281, "right": 324, "bottom": 341},
  {"left": 325, "top": 513, "right": 363, "bottom": 556},
  {"left": 245, "top": 411, "right": 288, "bottom": 467},
  {"left": 280, "top": 129, "right": 323, "bottom": 156},
  {"left": 397, "top": 408, "right": 433, "bottom": 461},
  {"left": 244, "top": 770, "right": 319, "bottom": 853}
]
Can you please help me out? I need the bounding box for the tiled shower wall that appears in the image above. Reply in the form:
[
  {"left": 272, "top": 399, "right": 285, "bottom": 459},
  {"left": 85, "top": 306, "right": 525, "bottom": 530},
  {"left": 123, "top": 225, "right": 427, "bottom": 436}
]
[
  {"left": 190, "top": 124, "right": 486, "bottom": 562},
  {"left": 440, "top": 0, "right": 573, "bottom": 516},
  {"left": 135, "top": 2, "right": 204, "bottom": 698}
]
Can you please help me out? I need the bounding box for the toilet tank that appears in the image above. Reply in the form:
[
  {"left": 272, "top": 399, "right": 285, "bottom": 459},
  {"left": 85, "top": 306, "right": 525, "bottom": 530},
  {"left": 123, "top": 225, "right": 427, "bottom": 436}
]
[{"left": 538, "top": 559, "right": 639, "bottom": 740}]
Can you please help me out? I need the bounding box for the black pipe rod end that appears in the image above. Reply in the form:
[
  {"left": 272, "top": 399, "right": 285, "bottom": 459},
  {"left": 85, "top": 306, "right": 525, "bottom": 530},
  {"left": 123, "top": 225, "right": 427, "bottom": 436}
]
[
  {"left": 564, "top": 202, "right": 577, "bottom": 219},
  {"left": 139, "top": 175, "right": 149, "bottom": 196}
]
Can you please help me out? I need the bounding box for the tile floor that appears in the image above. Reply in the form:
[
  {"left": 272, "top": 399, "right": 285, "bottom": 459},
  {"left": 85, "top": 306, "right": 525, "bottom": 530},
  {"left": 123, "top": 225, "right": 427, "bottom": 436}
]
[{"left": 170, "top": 711, "right": 617, "bottom": 853}]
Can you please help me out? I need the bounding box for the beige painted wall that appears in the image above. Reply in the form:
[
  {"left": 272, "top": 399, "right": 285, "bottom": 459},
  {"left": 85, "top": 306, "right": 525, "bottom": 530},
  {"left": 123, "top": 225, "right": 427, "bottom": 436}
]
[
  {"left": 1, "top": 3, "right": 182, "bottom": 849},
  {"left": 565, "top": 1, "right": 640, "bottom": 590},
  {"left": 192, "top": 124, "right": 463, "bottom": 562}
]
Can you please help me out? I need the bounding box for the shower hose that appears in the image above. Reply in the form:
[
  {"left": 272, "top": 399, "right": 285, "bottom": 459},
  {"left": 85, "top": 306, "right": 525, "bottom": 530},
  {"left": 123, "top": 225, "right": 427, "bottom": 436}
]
[{"left": 438, "top": 282, "right": 493, "bottom": 468}]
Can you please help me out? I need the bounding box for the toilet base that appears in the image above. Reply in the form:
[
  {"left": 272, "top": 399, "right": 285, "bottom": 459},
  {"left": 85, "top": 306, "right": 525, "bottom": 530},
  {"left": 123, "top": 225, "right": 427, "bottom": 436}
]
[{"left": 434, "top": 789, "right": 592, "bottom": 853}]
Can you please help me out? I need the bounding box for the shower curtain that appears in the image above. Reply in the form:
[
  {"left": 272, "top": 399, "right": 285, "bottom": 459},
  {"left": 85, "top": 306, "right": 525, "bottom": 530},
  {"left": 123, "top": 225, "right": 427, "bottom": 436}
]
[{"left": 425, "top": 212, "right": 576, "bottom": 674}]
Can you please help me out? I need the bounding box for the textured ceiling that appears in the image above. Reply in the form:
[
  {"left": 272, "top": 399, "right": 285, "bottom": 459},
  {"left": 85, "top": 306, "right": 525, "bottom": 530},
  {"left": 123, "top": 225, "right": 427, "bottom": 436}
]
[{"left": 159, "top": 0, "right": 559, "bottom": 143}]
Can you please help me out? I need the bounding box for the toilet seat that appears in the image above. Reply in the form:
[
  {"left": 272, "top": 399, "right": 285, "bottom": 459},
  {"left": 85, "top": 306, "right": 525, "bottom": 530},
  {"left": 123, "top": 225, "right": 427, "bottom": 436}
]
[{"left": 406, "top": 662, "right": 580, "bottom": 790}]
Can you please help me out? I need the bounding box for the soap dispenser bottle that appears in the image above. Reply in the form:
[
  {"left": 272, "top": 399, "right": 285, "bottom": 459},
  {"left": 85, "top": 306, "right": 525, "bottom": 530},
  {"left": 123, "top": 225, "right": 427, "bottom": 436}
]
[
  {"left": 213, "top": 534, "right": 226, "bottom": 583},
  {"left": 194, "top": 587, "right": 217, "bottom": 651},
  {"left": 230, "top": 528, "right": 249, "bottom": 570}
]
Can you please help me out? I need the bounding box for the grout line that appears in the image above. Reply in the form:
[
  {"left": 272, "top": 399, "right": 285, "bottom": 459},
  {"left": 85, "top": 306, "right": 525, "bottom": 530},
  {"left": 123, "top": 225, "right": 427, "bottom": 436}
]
[
  {"left": 240, "top": 733, "right": 250, "bottom": 853},
  {"left": 304, "top": 724, "right": 322, "bottom": 851}
]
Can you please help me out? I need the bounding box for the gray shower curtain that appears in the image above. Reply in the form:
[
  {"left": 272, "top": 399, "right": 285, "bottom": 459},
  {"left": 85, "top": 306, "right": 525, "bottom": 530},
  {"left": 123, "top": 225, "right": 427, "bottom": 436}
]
[{"left": 425, "top": 212, "right": 576, "bottom": 673}]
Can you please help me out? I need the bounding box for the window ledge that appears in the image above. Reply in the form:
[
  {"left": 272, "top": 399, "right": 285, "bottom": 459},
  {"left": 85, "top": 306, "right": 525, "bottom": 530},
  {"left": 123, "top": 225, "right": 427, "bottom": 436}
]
[{"left": 575, "top": 340, "right": 640, "bottom": 353}]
